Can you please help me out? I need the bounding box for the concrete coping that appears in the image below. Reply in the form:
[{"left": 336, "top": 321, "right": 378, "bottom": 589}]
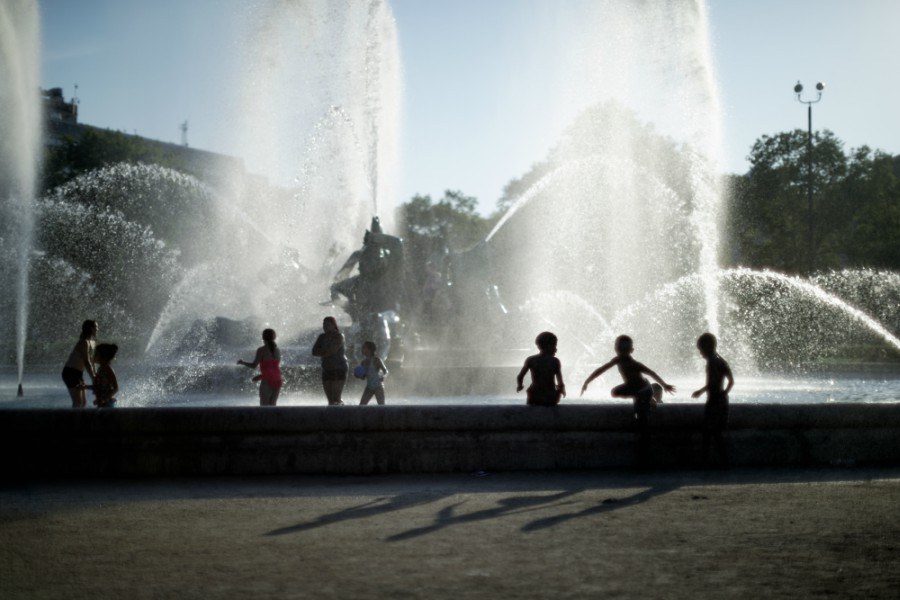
[{"left": 2, "top": 403, "right": 900, "bottom": 434}]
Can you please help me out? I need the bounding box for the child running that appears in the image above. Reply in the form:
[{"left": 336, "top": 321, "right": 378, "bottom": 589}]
[
  {"left": 516, "top": 331, "right": 566, "bottom": 406},
  {"left": 691, "top": 332, "right": 734, "bottom": 467},
  {"left": 237, "top": 328, "right": 283, "bottom": 406},
  {"left": 90, "top": 343, "right": 119, "bottom": 408},
  {"left": 356, "top": 341, "right": 388, "bottom": 405}
]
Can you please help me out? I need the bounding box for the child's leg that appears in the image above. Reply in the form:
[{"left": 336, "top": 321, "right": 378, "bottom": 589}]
[
  {"left": 374, "top": 387, "right": 385, "bottom": 405},
  {"left": 360, "top": 387, "right": 374, "bottom": 405},
  {"left": 610, "top": 383, "right": 633, "bottom": 398},
  {"left": 633, "top": 388, "right": 654, "bottom": 467},
  {"left": 259, "top": 381, "right": 279, "bottom": 406}
]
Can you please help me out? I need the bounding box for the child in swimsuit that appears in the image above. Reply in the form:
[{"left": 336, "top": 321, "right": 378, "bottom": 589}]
[
  {"left": 581, "top": 335, "right": 675, "bottom": 463},
  {"left": 356, "top": 340, "right": 388, "bottom": 405},
  {"left": 238, "top": 328, "right": 283, "bottom": 406},
  {"left": 692, "top": 332, "right": 734, "bottom": 467}
]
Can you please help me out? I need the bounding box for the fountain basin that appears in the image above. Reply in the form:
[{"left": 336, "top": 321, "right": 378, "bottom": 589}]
[{"left": 3, "top": 403, "right": 900, "bottom": 476}]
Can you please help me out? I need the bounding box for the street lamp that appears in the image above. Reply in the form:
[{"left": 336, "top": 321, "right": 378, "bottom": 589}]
[{"left": 794, "top": 80, "right": 825, "bottom": 273}]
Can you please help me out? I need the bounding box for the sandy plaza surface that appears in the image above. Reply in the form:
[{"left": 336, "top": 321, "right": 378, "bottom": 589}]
[{"left": 2, "top": 468, "right": 900, "bottom": 599}]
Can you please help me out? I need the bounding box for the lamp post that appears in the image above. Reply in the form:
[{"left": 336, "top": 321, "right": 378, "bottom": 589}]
[{"left": 794, "top": 80, "right": 824, "bottom": 273}]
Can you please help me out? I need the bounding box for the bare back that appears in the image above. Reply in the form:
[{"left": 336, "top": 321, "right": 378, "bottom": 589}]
[{"left": 524, "top": 353, "right": 561, "bottom": 392}]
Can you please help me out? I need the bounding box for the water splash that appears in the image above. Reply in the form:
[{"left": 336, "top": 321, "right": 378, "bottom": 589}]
[
  {"left": 232, "top": 0, "right": 401, "bottom": 251},
  {"left": 0, "top": 1, "right": 41, "bottom": 385}
]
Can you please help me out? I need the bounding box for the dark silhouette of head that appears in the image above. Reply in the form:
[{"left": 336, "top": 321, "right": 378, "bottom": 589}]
[
  {"left": 80, "top": 319, "right": 98, "bottom": 340},
  {"left": 362, "top": 340, "right": 376, "bottom": 355},
  {"left": 323, "top": 316, "right": 339, "bottom": 332},
  {"left": 263, "top": 328, "right": 277, "bottom": 352},
  {"left": 697, "top": 332, "right": 717, "bottom": 357},
  {"left": 535, "top": 331, "right": 558, "bottom": 352},
  {"left": 615, "top": 335, "right": 634, "bottom": 356},
  {"left": 95, "top": 343, "right": 118, "bottom": 363}
]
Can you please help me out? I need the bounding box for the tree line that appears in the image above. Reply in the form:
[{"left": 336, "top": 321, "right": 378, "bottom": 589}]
[{"left": 43, "top": 125, "right": 900, "bottom": 276}]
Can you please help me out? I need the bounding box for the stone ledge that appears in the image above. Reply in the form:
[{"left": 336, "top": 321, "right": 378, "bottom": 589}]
[{"left": 2, "top": 404, "right": 899, "bottom": 476}]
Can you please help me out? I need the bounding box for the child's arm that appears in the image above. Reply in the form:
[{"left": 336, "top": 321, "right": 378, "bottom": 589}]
[
  {"left": 580, "top": 359, "right": 616, "bottom": 396},
  {"left": 691, "top": 384, "right": 706, "bottom": 398},
  {"left": 79, "top": 339, "right": 97, "bottom": 381},
  {"left": 376, "top": 357, "right": 388, "bottom": 378},
  {"left": 555, "top": 358, "right": 566, "bottom": 398},
  {"left": 516, "top": 359, "right": 530, "bottom": 392},
  {"left": 640, "top": 364, "right": 676, "bottom": 394},
  {"left": 109, "top": 368, "right": 119, "bottom": 397},
  {"left": 237, "top": 348, "right": 264, "bottom": 369},
  {"left": 723, "top": 361, "right": 734, "bottom": 394}
]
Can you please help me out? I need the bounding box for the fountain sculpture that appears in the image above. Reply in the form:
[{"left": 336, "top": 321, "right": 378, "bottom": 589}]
[{"left": 1, "top": 0, "right": 897, "bottom": 405}]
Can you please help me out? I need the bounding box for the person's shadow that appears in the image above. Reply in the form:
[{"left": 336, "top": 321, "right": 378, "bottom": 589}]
[
  {"left": 520, "top": 482, "right": 680, "bottom": 533},
  {"left": 386, "top": 490, "right": 583, "bottom": 542},
  {"left": 265, "top": 482, "right": 681, "bottom": 540},
  {"left": 265, "top": 490, "right": 452, "bottom": 537}
]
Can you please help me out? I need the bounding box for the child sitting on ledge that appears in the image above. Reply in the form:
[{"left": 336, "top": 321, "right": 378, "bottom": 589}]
[{"left": 516, "top": 331, "right": 566, "bottom": 406}]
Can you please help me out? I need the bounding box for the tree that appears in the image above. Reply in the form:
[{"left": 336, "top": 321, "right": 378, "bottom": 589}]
[
  {"left": 727, "top": 130, "right": 899, "bottom": 273},
  {"left": 42, "top": 128, "right": 195, "bottom": 192},
  {"left": 398, "top": 190, "right": 493, "bottom": 254}
]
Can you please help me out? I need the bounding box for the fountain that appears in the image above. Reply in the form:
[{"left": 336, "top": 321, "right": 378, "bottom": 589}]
[
  {"left": 0, "top": 0, "right": 898, "bottom": 409},
  {"left": 0, "top": 1, "right": 41, "bottom": 392}
]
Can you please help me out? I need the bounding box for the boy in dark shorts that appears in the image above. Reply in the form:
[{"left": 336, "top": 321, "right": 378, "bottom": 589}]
[
  {"left": 516, "top": 331, "right": 566, "bottom": 406},
  {"left": 581, "top": 335, "right": 675, "bottom": 464},
  {"left": 691, "top": 332, "right": 734, "bottom": 467}
]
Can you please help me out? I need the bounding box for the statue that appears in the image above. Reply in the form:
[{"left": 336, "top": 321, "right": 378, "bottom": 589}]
[{"left": 330, "top": 217, "right": 406, "bottom": 363}]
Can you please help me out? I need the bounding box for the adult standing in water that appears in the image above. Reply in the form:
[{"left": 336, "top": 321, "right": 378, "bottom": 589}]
[
  {"left": 311, "top": 316, "right": 349, "bottom": 405},
  {"left": 61, "top": 319, "right": 98, "bottom": 408}
]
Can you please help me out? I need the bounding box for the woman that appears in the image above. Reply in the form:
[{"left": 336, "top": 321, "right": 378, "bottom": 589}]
[
  {"left": 61, "top": 320, "right": 98, "bottom": 408},
  {"left": 237, "top": 328, "right": 283, "bottom": 406},
  {"left": 311, "top": 316, "right": 348, "bottom": 405}
]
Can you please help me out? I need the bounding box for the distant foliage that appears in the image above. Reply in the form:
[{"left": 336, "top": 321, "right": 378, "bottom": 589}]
[{"left": 726, "top": 130, "right": 900, "bottom": 274}]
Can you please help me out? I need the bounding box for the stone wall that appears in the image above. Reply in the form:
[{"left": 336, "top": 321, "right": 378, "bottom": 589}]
[{"left": 2, "top": 404, "right": 900, "bottom": 476}]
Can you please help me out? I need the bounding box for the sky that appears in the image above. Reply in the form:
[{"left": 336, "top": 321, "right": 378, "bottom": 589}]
[{"left": 37, "top": 0, "right": 900, "bottom": 215}]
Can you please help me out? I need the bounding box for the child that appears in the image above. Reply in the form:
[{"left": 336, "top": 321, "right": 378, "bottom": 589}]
[
  {"left": 356, "top": 340, "right": 388, "bottom": 405},
  {"left": 90, "top": 343, "right": 119, "bottom": 408},
  {"left": 691, "top": 332, "right": 734, "bottom": 467},
  {"left": 516, "top": 331, "right": 566, "bottom": 406},
  {"left": 237, "top": 328, "right": 283, "bottom": 406},
  {"left": 61, "top": 319, "right": 98, "bottom": 408},
  {"left": 580, "top": 335, "right": 675, "bottom": 463}
]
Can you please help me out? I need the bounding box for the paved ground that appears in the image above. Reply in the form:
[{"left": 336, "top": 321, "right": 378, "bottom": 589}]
[{"left": 3, "top": 468, "right": 900, "bottom": 599}]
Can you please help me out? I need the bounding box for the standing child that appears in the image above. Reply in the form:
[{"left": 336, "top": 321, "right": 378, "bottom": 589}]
[
  {"left": 90, "top": 343, "right": 119, "bottom": 408},
  {"left": 580, "top": 335, "right": 675, "bottom": 463},
  {"left": 61, "top": 319, "right": 98, "bottom": 408},
  {"left": 238, "top": 328, "right": 283, "bottom": 406},
  {"left": 691, "top": 332, "right": 734, "bottom": 467},
  {"left": 516, "top": 331, "right": 566, "bottom": 406},
  {"left": 355, "top": 341, "right": 388, "bottom": 405}
]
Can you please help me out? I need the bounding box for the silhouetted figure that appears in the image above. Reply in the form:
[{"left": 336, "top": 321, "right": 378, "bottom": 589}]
[
  {"left": 61, "top": 320, "right": 98, "bottom": 408},
  {"left": 581, "top": 335, "right": 675, "bottom": 465},
  {"left": 312, "top": 316, "right": 349, "bottom": 405},
  {"left": 88, "top": 343, "right": 119, "bottom": 408},
  {"left": 517, "top": 331, "right": 566, "bottom": 406},
  {"left": 691, "top": 332, "right": 734, "bottom": 468},
  {"left": 237, "top": 328, "right": 283, "bottom": 406},
  {"left": 355, "top": 340, "right": 388, "bottom": 405}
]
